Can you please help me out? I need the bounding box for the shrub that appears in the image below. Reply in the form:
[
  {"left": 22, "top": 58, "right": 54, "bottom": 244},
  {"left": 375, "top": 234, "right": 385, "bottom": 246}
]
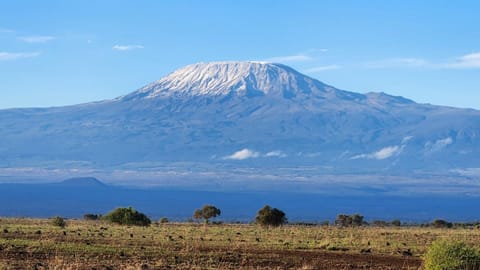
[
  {"left": 103, "top": 207, "right": 151, "bottom": 226},
  {"left": 255, "top": 205, "right": 287, "bottom": 227},
  {"left": 83, "top": 213, "right": 100, "bottom": 221},
  {"left": 159, "top": 217, "right": 169, "bottom": 224},
  {"left": 391, "top": 219, "right": 401, "bottom": 226},
  {"left": 51, "top": 216, "right": 66, "bottom": 228},
  {"left": 372, "top": 220, "right": 388, "bottom": 227},
  {"left": 335, "top": 214, "right": 364, "bottom": 227},
  {"left": 424, "top": 240, "right": 480, "bottom": 270},
  {"left": 431, "top": 219, "right": 453, "bottom": 228},
  {"left": 193, "top": 205, "right": 221, "bottom": 224}
]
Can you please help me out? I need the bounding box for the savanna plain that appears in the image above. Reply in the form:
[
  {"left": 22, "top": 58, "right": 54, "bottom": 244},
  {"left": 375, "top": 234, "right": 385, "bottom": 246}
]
[{"left": 2, "top": 218, "right": 479, "bottom": 269}]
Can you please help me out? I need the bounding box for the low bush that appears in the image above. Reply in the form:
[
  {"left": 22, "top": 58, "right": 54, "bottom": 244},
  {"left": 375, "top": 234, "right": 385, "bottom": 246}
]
[
  {"left": 51, "top": 216, "right": 66, "bottom": 228},
  {"left": 83, "top": 213, "right": 100, "bottom": 221},
  {"left": 335, "top": 214, "right": 364, "bottom": 227},
  {"left": 431, "top": 219, "right": 453, "bottom": 228},
  {"left": 103, "top": 207, "right": 151, "bottom": 226},
  {"left": 390, "top": 219, "right": 401, "bottom": 226},
  {"left": 424, "top": 240, "right": 480, "bottom": 270},
  {"left": 159, "top": 217, "right": 169, "bottom": 224}
]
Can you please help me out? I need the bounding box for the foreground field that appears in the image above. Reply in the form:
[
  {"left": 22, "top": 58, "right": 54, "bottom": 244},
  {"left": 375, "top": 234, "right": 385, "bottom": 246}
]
[{"left": 0, "top": 219, "right": 479, "bottom": 269}]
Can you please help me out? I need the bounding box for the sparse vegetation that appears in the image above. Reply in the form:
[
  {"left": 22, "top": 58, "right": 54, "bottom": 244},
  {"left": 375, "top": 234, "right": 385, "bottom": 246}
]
[
  {"left": 424, "top": 240, "right": 480, "bottom": 270},
  {"left": 193, "top": 205, "right": 221, "bottom": 224},
  {"left": 255, "top": 205, "right": 287, "bottom": 227},
  {"left": 103, "top": 207, "right": 151, "bottom": 226},
  {"left": 3, "top": 217, "right": 480, "bottom": 269}
]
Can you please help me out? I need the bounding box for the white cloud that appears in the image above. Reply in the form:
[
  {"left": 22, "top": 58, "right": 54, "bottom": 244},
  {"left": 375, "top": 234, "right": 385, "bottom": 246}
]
[
  {"left": 365, "top": 58, "right": 428, "bottom": 69},
  {"left": 0, "top": 51, "right": 40, "bottom": 61},
  {"left": 304, "top": 64, "right": 341, "bottom": 73},
  {"left": 402, "top": 136, "right": 413, "bottom": 144},
  {"left": 425, "top": 137, "right": 453, "bottom": 153},
  {"left": 18, "top": 35, "right": 55, "bottom": 43},
  {"left": 451, "top": 167, "right": 480, "bottom": 177},
  {"left": 445, "top": 52, "right": 480, "bottom": 69},
  {"left": 224, "top": 149, "right": 260, "bottom": 160},
  {"left": 265, "top": 54, "right": 312, "bottom": 63},
  {"left": 372, "top": 146, "right": 402, "bottom": 159},
  {"left": 264, "top": 151, "right": 287, "bottom": 158},
  {"left": 112, "top": 44, "right": 144, "bottom": 51},
  {"left": 352, "top": 145, "right": 403, "bottom": 160}
]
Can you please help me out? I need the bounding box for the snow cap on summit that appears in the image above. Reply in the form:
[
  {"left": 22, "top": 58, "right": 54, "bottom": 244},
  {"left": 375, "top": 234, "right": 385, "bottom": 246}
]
[{"left": 123, "top": 61, "right": 331, "bottom": 100}]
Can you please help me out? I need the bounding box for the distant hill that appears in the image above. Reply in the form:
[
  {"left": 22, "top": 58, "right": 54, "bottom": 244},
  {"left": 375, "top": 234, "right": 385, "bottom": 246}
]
[{"left": 55, "top": 177, "right": 107, "bottom": 188}]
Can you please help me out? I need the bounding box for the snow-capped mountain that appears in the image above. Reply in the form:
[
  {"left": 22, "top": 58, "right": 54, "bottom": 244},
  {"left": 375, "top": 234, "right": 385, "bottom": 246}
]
[
  {"left": 0, "top": 61, "right": 479, "bottom": 190},
  {"left": 121, "top": 61, "right": 351, "bottom": 100}
]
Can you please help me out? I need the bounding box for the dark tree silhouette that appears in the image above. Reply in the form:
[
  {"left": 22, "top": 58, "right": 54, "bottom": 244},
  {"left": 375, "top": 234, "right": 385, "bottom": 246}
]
[{"left": 255, "top": 205, "right": 287, "bottom": 227}]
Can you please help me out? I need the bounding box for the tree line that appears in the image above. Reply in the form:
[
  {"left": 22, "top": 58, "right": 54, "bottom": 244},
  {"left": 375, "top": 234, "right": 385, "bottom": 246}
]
[
  {"left": 51, "top": 204, "right": 473, "bottom": 229},
  {"left": 66, "top": 204, "right": 287, "bottom": 227}
]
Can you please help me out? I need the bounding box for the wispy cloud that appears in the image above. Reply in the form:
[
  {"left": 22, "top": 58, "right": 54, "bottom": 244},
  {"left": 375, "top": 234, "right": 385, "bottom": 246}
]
[
  {"left": 112, "top": 44, "right": 144, "bottom": 51},
  {"left": 451, "top": 167, "right": 480, "bottom": 177},
  {"left": 304, "top": 64, "right": 341, "bottom": 73},
  {"left": 265, "top": 54, "right": 312, "bottom": 63},
  {"left": 352, "top": 145, "right": 403, "bottom": 160},
  {"left": 445, "top": 52, "right": 480, "bottom": 69},
  {"left": 264, "top": 150, "right": 287, "bottom": 158},
  {"left": 18, "top": 35, "right": 55, "bottom": 43},
  {"left": 224, "top": 149, "right": 260, "bottom": 160},
  {"left": 0, "top": 51, "right": 40, "bottom": 61},
  {"left": 425, "top": 137, "right": 453, "bottom": 154}
]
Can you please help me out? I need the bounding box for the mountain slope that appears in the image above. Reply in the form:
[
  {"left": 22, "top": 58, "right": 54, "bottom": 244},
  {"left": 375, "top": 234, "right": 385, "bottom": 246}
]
[{"left": 0, "top": 61, "right": 479, "bottom": 189}]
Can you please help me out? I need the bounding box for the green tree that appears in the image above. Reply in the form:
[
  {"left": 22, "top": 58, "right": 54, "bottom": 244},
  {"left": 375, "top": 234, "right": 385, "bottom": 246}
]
[
  {"left": 193, "top": 205, "right": 221, "bottom": 224},
  {"left": 255, "top": 205, "right": 287, "bottom": 227},
  {"left": 103, "top": 207, "right": 151, "bottom": 226}
]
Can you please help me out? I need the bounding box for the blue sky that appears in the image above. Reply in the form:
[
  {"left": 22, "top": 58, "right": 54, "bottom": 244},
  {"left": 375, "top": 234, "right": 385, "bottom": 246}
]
[{"left": 1, "top": 1, "right": 479, "bottom": 109}]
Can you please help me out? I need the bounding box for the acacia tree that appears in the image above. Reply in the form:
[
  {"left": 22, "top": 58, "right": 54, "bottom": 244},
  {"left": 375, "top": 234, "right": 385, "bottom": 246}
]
[
  {"left": 255, "top": 205, "right": 287, "bottom": 227},
  {"left": 193, "top": 205, "right": 221, "bottom": 224}
]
